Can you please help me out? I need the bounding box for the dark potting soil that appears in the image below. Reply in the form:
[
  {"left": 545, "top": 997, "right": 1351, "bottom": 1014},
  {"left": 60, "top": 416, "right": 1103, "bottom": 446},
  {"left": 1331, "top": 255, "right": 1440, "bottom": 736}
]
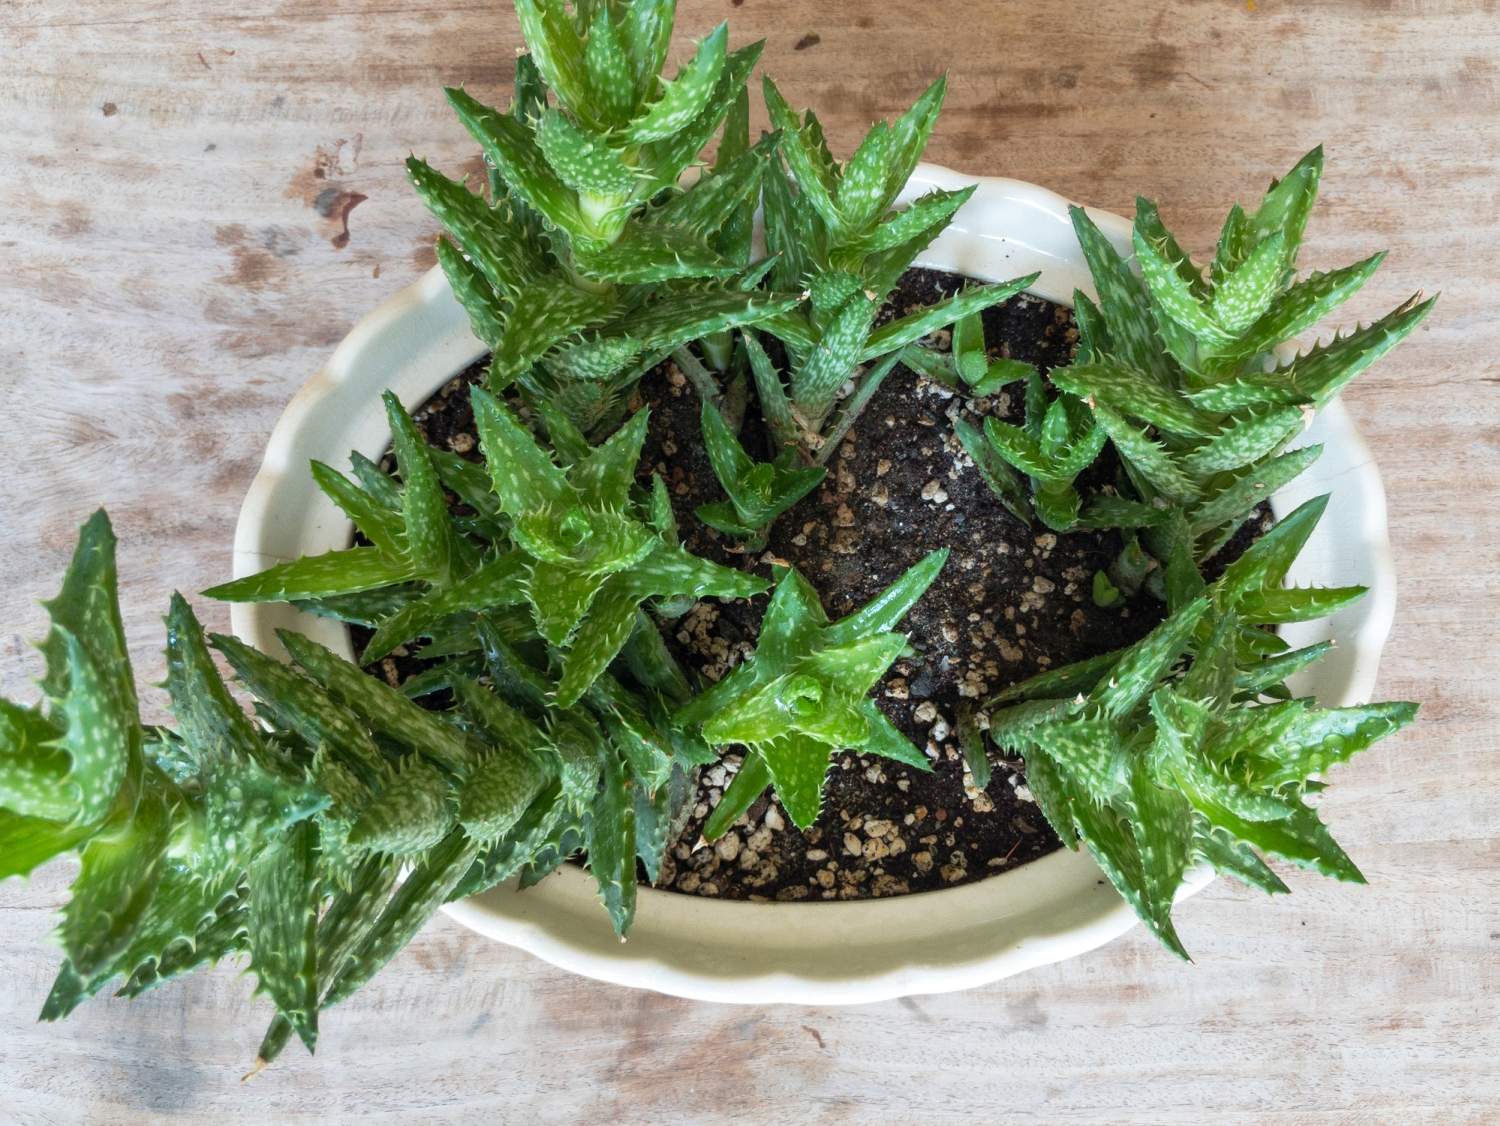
[{"left": 351, "top": 267, "right": 1271, "bottom": 904}]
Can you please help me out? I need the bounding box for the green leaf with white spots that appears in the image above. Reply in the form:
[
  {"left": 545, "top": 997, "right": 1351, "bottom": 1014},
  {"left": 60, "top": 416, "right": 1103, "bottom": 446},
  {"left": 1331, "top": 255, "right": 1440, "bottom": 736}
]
[
  {"left": 0, "top": 700, "right": 70, "bottom": 822},
  {"left": 857, "top": 698, "right": 932, "bottom": 772},
  {"left": 247, "top": 819, "right": 320, "bottom": 1051},
  {"left": 884, "top": 75, "right": 947, "bottom": 210},
  {"left": 1252, "top": 701, "right": 1417, "bottom": 788},
  {"left": 511, "top": 0, "right": 588, "bottom": 114},
  {"left": 1135, "top": 227, "right": 1235, "bottom": 347},
  {"left": 537, "top": 108, "right": 638, "bottom": 196},
  {"left": 574, "top": 219, "right": 733, "bottom": 283},
  {"left": 758, "top": 731, "right": 833, "bottom": 830},
  {"left": 1091, "top": 597, "right": 1208, "bottom": 722},
  {"left": 383, "top": 392, "right": 453, "bottom": 586},
  {"left": 1134, "top": 197, "right": 1209, "bottom": 300},
  {"left": 836, "top": 121, "right": 890, "bottom": 233},
  {"left": 651, "top": 130, "right": 777, "bottom": 239},
  {"left": 1127, "top": 754, "right": 1193, "bottom": 960},
  {"left": 457, "top": 745, "right": 549, "bottom": 842},
  {"left": 360, "top": 554, "right": 528, "bottom": 665},
  {"left": 1186, "top": 444, "right": 1322, "bottom": 538},
  {"left": 1179, "top": 405, "right": 1305, "bottom": 477},
  {"left": 555, "top": 572, "right": 643, "bottom": 708},
  {"left": 492, "top": 277, "right": 619, "bottom": 383},
  {"left": 1277, "top": 294, "right": 1436, "bottom": 409},
  {"left": 211, "top": 634, "right": 386, "bottom": 788},
  {"left": 278, "top": 631, "right": 471, "bottom": 775},
  {"left": 406, "top": 157, "right": 544, "bottom": 299},
  {"left": 762, "top": 76, "right": 845, "bottom": 238},
  {"left": 347, "top": 757, "right": 457, "bottom": 859},
  {"left": 618, "top": 22, "right": 726, "bottom": 145},
  {"left": 1227, "top": 252, "right": 1386, "bottom": 361},
  {"left": 610, "top": 287, "right": 802, "bottom": 355},
  {"left": 1070, "top": 206, "right": 1174, "bottom": 387},
  {"left": 1209, "top": 231, "right": 1286, "bottom": 335},
  {"left": 586, "top": 739, "right": 636, "bottom": 935},
  {"left": 203, "top": 547, "right": 422, "bottom": 604},
  {"left": 1051, "top": 363, "right": 1220, "bottom": 439},
  {"left": 1091, "top": 404, "right": 1198, "bottom": 502},
  {"left": 1234, "top": 584, "right": 1367, "bottom": 625},
  {"left": 525, "top": 561, "right": 606, "bottom": 645},
  {"left": 321, "top": 827, "right": 479, "bottom": 1009},
  {"left": 861, "top": 277, "right": 1037, "bottom": 362},
  {"left": 471, "top": 385, "right": 576, "bottom": 511},
  {"left": 56, "top": 782, "right": 169, "bottom": 981},
  {"left": 444, "top": 87, "right": 585, "bottom": 236},
  {"left": 55, "top": 629, "right": 135, "bottom": 828},
  {"left": 582, "top": 4, "right": 635, "bottom": 127},
  {"left": 618, "top": 0, "right": 675, "bottom": 99}
]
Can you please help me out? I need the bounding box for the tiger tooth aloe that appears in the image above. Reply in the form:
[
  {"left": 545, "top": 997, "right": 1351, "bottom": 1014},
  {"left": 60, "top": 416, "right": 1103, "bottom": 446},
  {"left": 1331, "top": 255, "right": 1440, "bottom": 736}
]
[
  {"left": 694, "top": 399, "right": 826, "bottom": 552},
  {"left": 749, "top": 74, "right": 1038, "bottom": 455},
  {"left": 469, "top": 385, "right": 768, "bottom": 705},
  {"left": 677, "top": 551, "right": 947, "bottom": 834},
  {"left": 406, "top": 0, "right": 803, "bottom": 433},
  {"left": 5, "top": 508, "right": 710, "bottom": 1064},
  {"left": 985, "top": 495, "right": 1416, "bottom": 958},
  {"left": 958, "top": 147, "right": 1432, "bottom": 583}
]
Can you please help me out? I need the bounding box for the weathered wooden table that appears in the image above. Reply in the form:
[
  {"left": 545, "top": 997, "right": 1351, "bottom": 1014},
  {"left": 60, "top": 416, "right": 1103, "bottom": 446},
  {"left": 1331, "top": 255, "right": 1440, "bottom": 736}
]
[{"left": 3, "top": 1, "right": 1496, "bottom": 1121}]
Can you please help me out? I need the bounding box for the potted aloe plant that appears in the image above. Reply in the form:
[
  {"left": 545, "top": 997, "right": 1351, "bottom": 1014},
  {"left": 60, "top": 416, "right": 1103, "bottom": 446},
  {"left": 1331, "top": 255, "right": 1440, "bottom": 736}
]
[{"left": 2, "top": 0, "right": 1428, "bottom": 1067}]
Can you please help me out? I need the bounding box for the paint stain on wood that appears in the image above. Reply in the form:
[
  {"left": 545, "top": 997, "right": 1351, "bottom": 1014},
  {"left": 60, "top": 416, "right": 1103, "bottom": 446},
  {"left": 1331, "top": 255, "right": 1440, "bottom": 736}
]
[{"left": 285, "top": 136, "right": 367, "bottom": 248}]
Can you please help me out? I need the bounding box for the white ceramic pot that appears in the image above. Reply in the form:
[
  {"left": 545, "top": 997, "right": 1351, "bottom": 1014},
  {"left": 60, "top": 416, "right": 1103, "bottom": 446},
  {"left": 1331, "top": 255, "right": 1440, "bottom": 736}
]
[{"left": 231, "top": 165, "right": 1396, "bottom": 1004}]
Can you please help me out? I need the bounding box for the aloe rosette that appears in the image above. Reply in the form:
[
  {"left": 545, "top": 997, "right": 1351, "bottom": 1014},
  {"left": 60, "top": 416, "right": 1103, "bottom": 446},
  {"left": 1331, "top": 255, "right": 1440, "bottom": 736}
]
[
  {"left": 677, "top": 550, "right": 948, "bottom": 835},
  {"left": 407, "top": 0, "right": 802, "bottom": 434},
  {"left": 984, "top": 495, "right": 1414, "bottom": 957},
  {"left": 748, "top": 74, "right": 1039, "bottom": 458}
]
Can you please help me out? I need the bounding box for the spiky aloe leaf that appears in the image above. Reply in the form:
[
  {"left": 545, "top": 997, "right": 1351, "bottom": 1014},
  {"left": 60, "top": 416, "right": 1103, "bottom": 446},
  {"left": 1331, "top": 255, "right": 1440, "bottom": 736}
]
[
  {"left": 359, "top": 554, "right": 527, "bottom": 665},
  {"left": 586, "top": 739, "right": 637, "bottom": 935},
  {"left": 445, "top": 87, "right": 585, "bottom": 237},
  {"left": 619, "top": 22, "right": 727, "bottom": 144},
  {"left": 320, "top": 826, "right": 479, "bottom": 1009},
  {"left": 247, "top": 819, "right": 320, "bottom": 1051},
  {"left": 861, "top": 276, "right": 1037, "bottom": 362},
  {"left": 681, "top": 555, "right": 943, "bottom": 831},
  {"left": 574, "top": 221, "right": 733, "bottom": 284},
  {"left": 406, "top": 156, "right": 544, "bottom": 299},
  {"left": 204, "top": 548, "right": 422, "bottom": 604},
  {"left": 346, "top": 757, "right": 457, "bottom": 859},
  {"left": 457, "top": 746, "right": 549, "bottom": 843},
  {"left": 211, "top": 634, "right": 386, "bottom": 788},
  {"left": 277, "top": 630, "right": 471, "bottom": 775},
  {"left": 52, "top": 781, "right": 169, "bottom": 986},
  {"left": 1070, "top": 206, "right": 1175, "bottom": 387},
  {"left": 0, "top": 700, "right": 71, "bottom": 821},
  {"left": 1050, "top": 363, "right": 1220, "bottom": 439}
]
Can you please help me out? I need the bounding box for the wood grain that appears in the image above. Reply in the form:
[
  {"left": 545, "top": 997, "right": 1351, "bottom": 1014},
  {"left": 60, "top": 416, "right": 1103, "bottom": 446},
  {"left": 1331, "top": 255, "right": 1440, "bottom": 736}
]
[{"left": 3, "top": 1, "right": 1498, "bottom": 1121}]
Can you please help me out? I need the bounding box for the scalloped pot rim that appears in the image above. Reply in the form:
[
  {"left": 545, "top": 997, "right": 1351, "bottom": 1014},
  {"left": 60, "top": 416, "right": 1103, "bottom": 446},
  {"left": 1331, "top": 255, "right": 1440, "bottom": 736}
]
[{"left": 230, "top": 165, "right": 1396, "bottom": 1005}]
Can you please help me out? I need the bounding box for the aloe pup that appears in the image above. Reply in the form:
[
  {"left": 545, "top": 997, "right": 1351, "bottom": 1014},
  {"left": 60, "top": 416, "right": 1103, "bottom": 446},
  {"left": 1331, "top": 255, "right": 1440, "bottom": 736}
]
[
  {"left": 694, "top": 399, "right": 826, "bottom": 552},
  {"left": 963, "top": 148, "right": 1433, "bottom": 586},
  {"left": 208, "top": 388, "right": 765, "bottom": 708},
  {"left": 677, "top": 550, "right": 948, "bottom": 835}
]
